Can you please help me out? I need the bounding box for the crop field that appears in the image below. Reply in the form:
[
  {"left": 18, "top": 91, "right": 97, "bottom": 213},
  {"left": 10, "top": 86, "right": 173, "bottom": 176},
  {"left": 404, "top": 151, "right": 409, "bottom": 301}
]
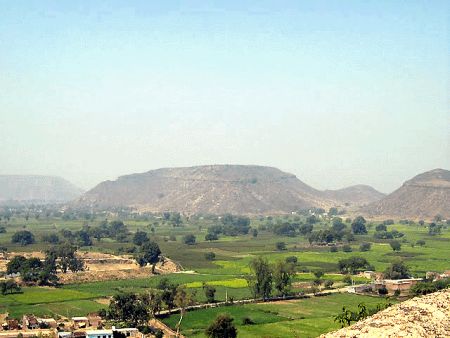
[
  {"left": 162, "top": 293, "right": 393, "bottom": 338},
  {"left": 0, "top": 214, "right": 449, "bottom": 322}
]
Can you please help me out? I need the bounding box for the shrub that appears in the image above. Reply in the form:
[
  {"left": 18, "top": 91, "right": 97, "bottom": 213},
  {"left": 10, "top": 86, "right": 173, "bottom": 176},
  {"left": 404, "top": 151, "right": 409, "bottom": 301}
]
[
  {"left": 205, "top": 252, "right": 216, "bottom": 261},
  {"left": 275, "top": 242, "right": 287, "bottom": 251},
  {"left": 342, "top": 245, "right": 352, "bottom": 252},
  {"left": 285, "top": 256, "right": 298, "bottom": 264},
  {"left": 183, "top": 234, "right": 196, "bottom": 245},
  {"left": 330, "top": 245, "right": 338, "bottom": 252},
  {"left": 359, "top": 242, "right": 371, "bottom": 252},
  {"left": 241, "top": 316, "right": 255, "bottom": 325}
]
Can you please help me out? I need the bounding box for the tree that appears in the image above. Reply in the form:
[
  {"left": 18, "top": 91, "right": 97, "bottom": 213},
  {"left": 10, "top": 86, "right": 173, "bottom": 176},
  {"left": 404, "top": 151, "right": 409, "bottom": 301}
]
[
  {"left": 0, "top": 280, "right": 21, "bottom": 295},
  {"left": 247, "top": 257, "right": 272, "bottom": 300},
  {"left": 299, "top": 223, "right": 314, "bottom": 235},
  {"left": 351, "top": 216, "right": 367, "bottom": 235},
  {"left": 46, "top": 244, "right": 84, "bottom": 273},
  {"left": 342, "top": 245, "right": 352, "bottom": 252},
  {"left": 183, "top": 234, "right": 196, "bottom": 245},
  {"left": 11, "top": 230, "right": 35, "bottom": 246},
  {"left": 338, "top": 257, "right": 373, "bottom": 274},
  {"left": 328, "top": 208, "right": 338, "bottom": 216},
  {"left": 275, "top": 241, "right": 286, "bottom": 251},
  {"left": 205, "top": 314, "right": 237, "bottom": 338},
  {"left": 332, "top": 218, "right": 346, "bottom": 232},
  {"left": 389, "top": 240, "right": 401, "bottom": 252},
  {"left": 133, "top": 231, "right": 149, "bottom": 246},
  {"left": 174, "top": 286, "right": 195, "bottom": 336},
  {"left": 273, "top": 261, "right": 295, "bottom": 297},
  {"left": 136, "top": 241, "right": 161, "bottom": 266},
  {"left": 204, "top": 252, "right": 216, "bottom": 261},
  {"left": 416, "top": 239, "right": 426, "bottom": 247},
  {"left": 375, "top": 224, "right": 387, "bottom": 232},
  {"left": 252, "top": 228, "right": 258, "bottom": 238},
  {"left": 157, "top": 278, "right": 178, "bottom": 311},
  {"left": 428, "top": 223, "right": 442, "bottom": 236},
  {"left": 359, "top": 242, "right": 371, "bottom": 252},
  {"left": 384, "top": 261, "right": 410, "bottom": 279},
  {"left": 203, "top": 283, "right": 217, "bottom": 303},
  {"left": 285, "top": 256, "right": 298, "bottom": 264},
  {"left": 107, "top": 292, "right": 149, "bottom": 326},
  {"left": 205, "top": 233, "right": 218, "bottom": 241}
]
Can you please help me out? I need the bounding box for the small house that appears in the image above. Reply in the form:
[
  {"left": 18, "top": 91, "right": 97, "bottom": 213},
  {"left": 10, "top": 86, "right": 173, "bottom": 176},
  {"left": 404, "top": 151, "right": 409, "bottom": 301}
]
[{"left": 72, "top": 317, "right": 89, "bottom": 329}]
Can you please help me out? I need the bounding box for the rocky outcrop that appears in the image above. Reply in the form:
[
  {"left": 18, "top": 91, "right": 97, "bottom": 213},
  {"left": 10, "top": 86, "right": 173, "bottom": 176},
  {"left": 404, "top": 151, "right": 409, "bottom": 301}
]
[{"left": 322, "top": 289, "right": 450, "bottom": 337}]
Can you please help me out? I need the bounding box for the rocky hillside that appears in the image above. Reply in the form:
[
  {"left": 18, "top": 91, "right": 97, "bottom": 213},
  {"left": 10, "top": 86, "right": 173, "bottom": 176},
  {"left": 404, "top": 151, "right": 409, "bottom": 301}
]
[
  {"left": 0, "top": 175, "right": 83, "bottom": 203},
  {"left": 79, "top": 165, "right": 331, "bottom": 214},
  {"left": 363, "top": 168, "right": 450, "bottom": 219},
  {"left": 323, "top": 185, "right": 385, "bottom": 206},
  {"left": 322, "top": 289, "right": 450, "bottom": 337}
]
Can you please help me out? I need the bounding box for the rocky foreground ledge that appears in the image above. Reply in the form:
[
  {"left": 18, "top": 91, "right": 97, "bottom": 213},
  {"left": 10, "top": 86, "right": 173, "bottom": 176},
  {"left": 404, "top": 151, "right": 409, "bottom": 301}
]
[{"left": 322, "top": 289, "right": 450, "bottom": 338}]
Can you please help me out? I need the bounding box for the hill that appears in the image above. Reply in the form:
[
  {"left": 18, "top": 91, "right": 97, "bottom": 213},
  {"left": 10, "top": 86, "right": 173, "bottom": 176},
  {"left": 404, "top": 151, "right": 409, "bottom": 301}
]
[
  {"left": 79, "top": 165, "right": 331, "bottom": 214},
  {"left": 322, "top": 289, "right": 450, "bottom": 337},
  {"left": 78, "top": 165, "right": 384, "bottom": 214},
  {"left": 323, "top": 185, "right": 385, "bottom": 206},
  {"left": 0, "top": 175, "right": 83, "bottom": 203},
  {"left": 363, "top": 168, "right": 450, "bottom": 219}
]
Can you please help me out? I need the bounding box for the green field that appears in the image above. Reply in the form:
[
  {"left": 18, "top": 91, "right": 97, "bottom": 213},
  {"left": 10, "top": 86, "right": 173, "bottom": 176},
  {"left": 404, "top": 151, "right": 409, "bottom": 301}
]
[
  {"left": 162, "top": 293, "right": 393, "bottom": 338},
  {"left": 0, "top": 214, "right": 448, "bottom": 328}
]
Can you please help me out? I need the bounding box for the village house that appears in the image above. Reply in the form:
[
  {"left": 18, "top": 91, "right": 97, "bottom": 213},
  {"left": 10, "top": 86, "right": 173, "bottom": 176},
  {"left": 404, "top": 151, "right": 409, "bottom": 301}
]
[
  {"left": 375, "top": 278, "right": 422, "bottom": 296},
  {"left": 72, "top": 317, "right": 89, "bottom": 329},
  {"left": 85, "top": 328, "right": 142, "bottom": 338}
]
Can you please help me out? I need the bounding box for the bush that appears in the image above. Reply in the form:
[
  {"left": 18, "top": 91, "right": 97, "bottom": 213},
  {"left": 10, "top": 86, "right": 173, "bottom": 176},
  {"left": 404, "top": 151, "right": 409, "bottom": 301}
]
[
  {"left": 205, "top": 252, "right": 216, "bottom": 261},
  {"left": 11, "top": 230, "right": 35, "bottom": 246},
  {"left": 359, "top": 242, "right": 371, "bottom": 252},
  {"left": 416, "top": 239, "right": 426, "bottom": 246},
  {"left": 183, "top": 234, "right": 196, "bottom": 245},
  {"left": 378, "top": 286, "right": 388, "bottom": 295},
  {"left": 241, "top": 316, "right": 255, "bottom": 325},
  {"left": 285, "top": 256, "right": 298, "bottom": 264},
  {"left": 342, "top": 275, "right": 352, "bottom": 285},
  {"left": 275, "top": 242, "right": 287, "bottom": 251},
  {"left": 330, "top": 245, "right": 338, "bottom": 252},
  {"left": 342, "top": 245, "right": 352, "bottom": 252}
]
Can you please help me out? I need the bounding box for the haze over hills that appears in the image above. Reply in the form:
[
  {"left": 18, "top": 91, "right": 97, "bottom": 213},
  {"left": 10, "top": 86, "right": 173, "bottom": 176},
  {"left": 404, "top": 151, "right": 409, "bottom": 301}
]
[
  {"left": 78, "top": 165, "right": 384, "bottom": 215},
  {"left": 0, "top": 175, "right": 83, "bottom": 204},
  {"left": 323, "top": 185, "right": 386, "bottom": 206},
  {"left": 363, "top": 168, "right": 450, "bottom": 219}
]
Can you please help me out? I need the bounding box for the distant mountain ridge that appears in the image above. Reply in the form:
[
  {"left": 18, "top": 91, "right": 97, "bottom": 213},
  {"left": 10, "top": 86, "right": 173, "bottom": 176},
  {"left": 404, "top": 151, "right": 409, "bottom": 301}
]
[
  {"left": 78, "top": 165, "right": 384, "bottom": 215},
  {"left": 323, "top": 184, "right": 386, "bottom": 206},
  {"left": 0, "top": 175, "right": 83, "bottom": 203},
  {"left": 363, "top": 168, "right": 450, "bottom": 219}
]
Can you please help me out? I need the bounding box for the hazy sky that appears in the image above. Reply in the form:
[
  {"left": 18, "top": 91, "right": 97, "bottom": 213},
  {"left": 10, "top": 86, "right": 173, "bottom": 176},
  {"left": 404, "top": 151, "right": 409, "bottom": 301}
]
[{"left": 1, "top": 1, "right": 449, "bottom": 193}]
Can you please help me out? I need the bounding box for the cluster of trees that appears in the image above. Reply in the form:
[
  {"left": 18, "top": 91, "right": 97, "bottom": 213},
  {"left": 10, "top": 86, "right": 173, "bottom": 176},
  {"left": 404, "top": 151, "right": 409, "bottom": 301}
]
[
  {"left": 134, "top": 236, "right": 162, "bottom": 267},
  {"left": 162, "top": 212, "right": 183, "bottom": 227},
  {"left": 334, "top": 302, "right": 392, "bottom": 328},
  {"left": 0, "top": 280, "right": 21, "bottom": 295},
  {"left": 383, "top": 261, "right": 410, "bottom": 279},
  {"left": 373, "top": 224, "right": 404, "bottom": 240},
  {"left": 338, "top": 257, "right": 374, "bottom": 274},
  {"left": 205, "top": 214, "right": 251, "bottom": 240},
  {"left": 103, "top": 279, "right": 196, "bottom": 335},
  {"left": 246, "top": 257, "right": 296, "bottom": 300},
  {"left": 6, "top": 244, "right": 84, "bottom": 285},
  {"left": 411, "top": 278, "right": 450, "bottom": 295},
  {"left": 307, "top": 217, "right": 356, "bottom": 245},
  {"left": 428, "top": 222, "right": 443, "bottom": 236},
  {"left": 11, "top": 230, "right": 35, "bottom": 246}
]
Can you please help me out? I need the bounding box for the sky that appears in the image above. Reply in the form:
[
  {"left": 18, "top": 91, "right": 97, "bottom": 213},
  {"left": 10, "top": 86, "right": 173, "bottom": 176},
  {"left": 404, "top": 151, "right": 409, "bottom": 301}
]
[{"left": 0, "top": 1, "right": 449, "bottom": 193}]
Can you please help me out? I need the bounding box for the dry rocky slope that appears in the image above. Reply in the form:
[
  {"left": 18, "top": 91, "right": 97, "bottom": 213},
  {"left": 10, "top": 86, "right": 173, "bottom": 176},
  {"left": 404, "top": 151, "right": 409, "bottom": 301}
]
[
  {"left": 322, "top": 289, "right": 450, "bottom": 338},
  {"left": 0, "top": 175, "right": 83, "bottom": 203},
  {"left": 78, "top": 165, "right": 383, "bottom": 215},
  {"left": 323, "top": 185, "right": 386, "bottom": 206},
  {"left": 363, "top": 168, "right": 450, "bottom": 219}
]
